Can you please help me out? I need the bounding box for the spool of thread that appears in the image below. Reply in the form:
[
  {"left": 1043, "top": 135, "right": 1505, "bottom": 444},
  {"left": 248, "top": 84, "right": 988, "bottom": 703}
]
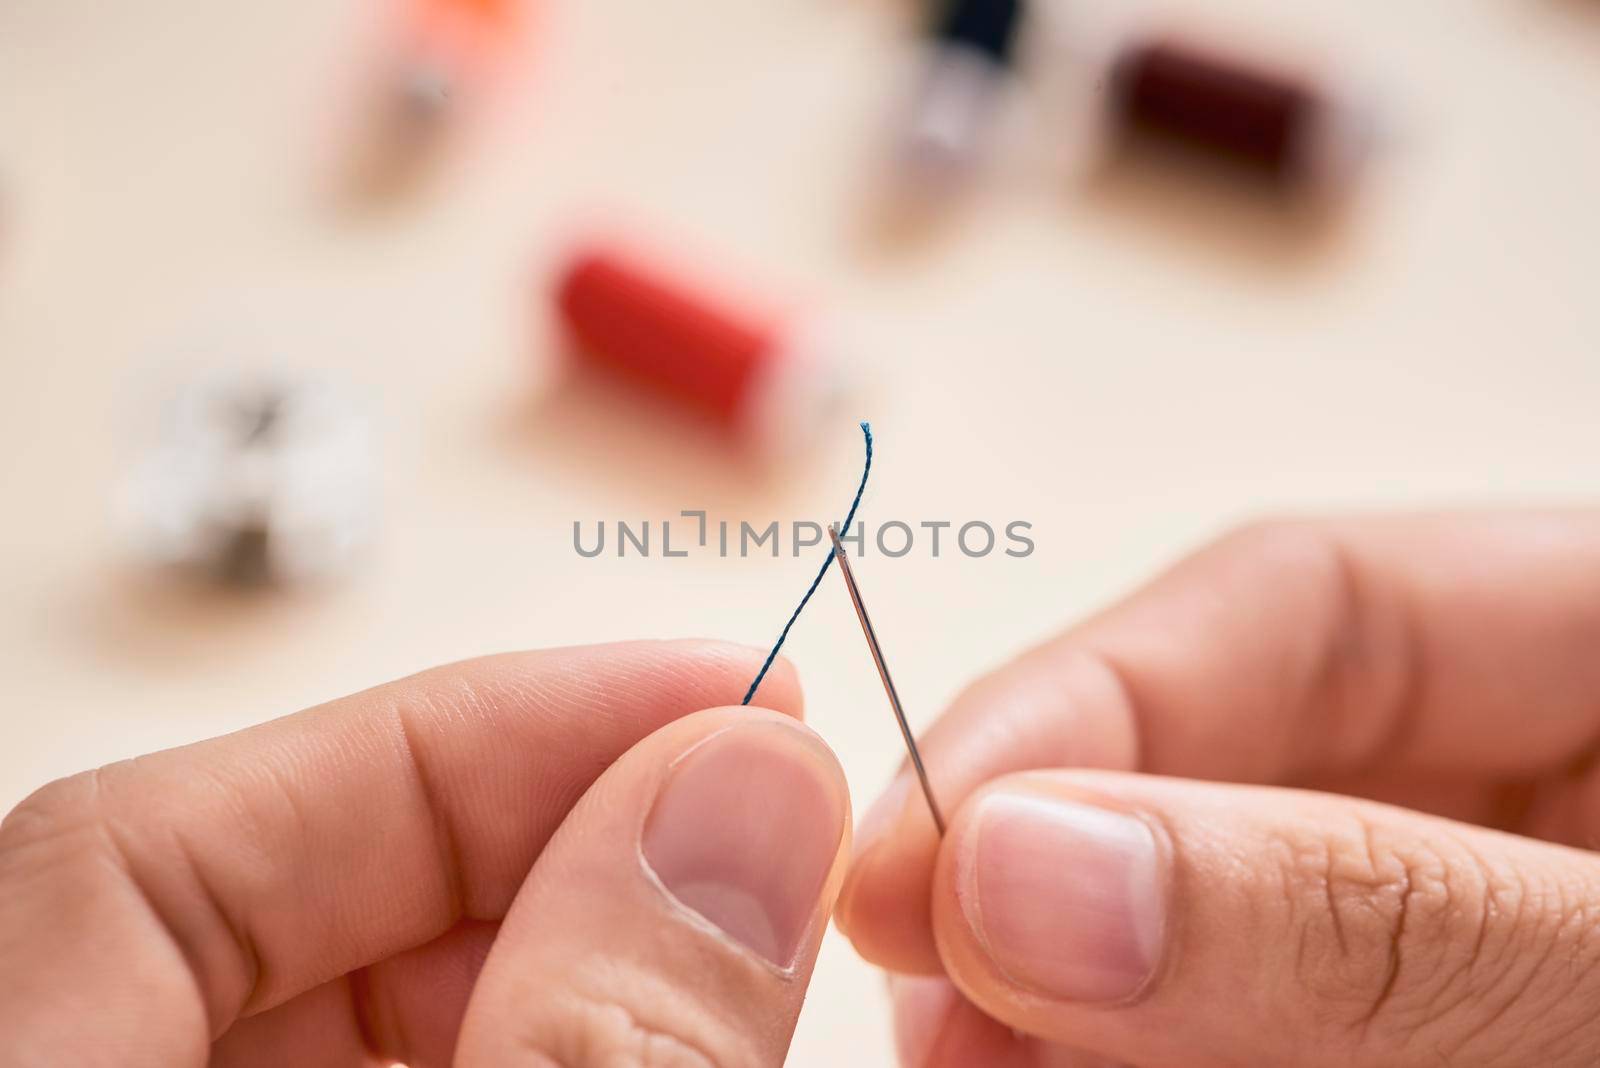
[
  {"left": 898, "top": 0, "right": 1029, "bottom": 180},
  {"left": 338, "top": 0, "right": 525, "bottom": 200},
  {"left": 553, "top": 244, "right": 847, "bottom": 454},
  {"left": 394, "top": 0, "right": 517, "bottom": 120},
  {"left": 1105, "top": 36, "right": 1373, "bottom": 192},
  {"left": 119, "top": 366, "right": 378, "bottom": 586}
]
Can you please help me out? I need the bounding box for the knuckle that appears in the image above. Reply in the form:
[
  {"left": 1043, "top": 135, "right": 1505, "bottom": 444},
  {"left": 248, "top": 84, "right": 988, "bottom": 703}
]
[
  {"left": 1470, "top": 873, "right": 1600, "bottom": 1064},
  {"left": 1212, "top": 517, "right": 1414, "bottom": 771},
  {"left": 512, "top": 959, "right": 762, "bottom": 1068},
  {"left": 1274, "top": 818, "right": 1512, "bottom": 1046},
  {"left": 0, "top": 771, "right": 105, "bottom": 858},
  {"left": 0, "top": 772, "right": 133, "bottom": 924}
]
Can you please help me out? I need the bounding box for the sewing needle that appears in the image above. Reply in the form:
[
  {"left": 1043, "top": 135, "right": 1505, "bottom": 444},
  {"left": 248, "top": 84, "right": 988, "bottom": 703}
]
[{"left": 828, "top": 524, "right": 947, "bottom": 836}]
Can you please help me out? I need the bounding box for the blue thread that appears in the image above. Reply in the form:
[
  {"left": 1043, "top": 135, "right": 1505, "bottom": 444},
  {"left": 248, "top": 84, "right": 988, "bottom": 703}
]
[{"left": 742, "top": 421, "right": 873, "bottom": 706}]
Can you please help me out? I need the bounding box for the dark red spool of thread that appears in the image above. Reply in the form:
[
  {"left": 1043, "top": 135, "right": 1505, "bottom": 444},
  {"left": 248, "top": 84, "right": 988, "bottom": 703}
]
[{"left": 1110, "top": 39, "right": 1350, "bottom": 187}]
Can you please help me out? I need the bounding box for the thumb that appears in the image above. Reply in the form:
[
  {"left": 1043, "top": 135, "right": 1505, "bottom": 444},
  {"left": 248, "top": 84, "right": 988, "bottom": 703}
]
[
  {"left": 929, "top": 771, "right": 1600, "bottom": 1067},
  {"left": 455, "top": 707, "right": 850, "bottom": 1067}
]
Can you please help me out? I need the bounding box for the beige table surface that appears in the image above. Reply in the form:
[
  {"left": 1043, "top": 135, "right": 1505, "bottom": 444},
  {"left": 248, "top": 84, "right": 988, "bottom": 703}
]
[{"left": 2, "top": 0, "right": 1598, "bottom": 1062}]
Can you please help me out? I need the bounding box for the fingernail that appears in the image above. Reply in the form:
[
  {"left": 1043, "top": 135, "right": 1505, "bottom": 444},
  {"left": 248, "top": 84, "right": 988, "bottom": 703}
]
[
  {"left": 958, "top": 791, "right": 1164, "bottom": 1002},
  {"left": 642, "top": 721, "right": 847, "bottom": 969}
]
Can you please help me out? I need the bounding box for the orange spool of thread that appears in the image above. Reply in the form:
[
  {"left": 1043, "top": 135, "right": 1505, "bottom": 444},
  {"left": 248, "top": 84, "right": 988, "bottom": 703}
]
[
  {"left": 398, "top": 0, "right": 519, "bottom": 113},
  {"left": 336, "top": 0, "right": 528, "bottom": 200}
]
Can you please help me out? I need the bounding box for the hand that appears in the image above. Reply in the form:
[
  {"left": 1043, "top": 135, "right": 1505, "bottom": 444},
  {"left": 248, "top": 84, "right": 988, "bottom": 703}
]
[
  {"left": 835, "top": 512, "right": 1600, "bottom": 1067},
  {"left": 0, "top": 640, "right": 850, "bottom": 1067}
]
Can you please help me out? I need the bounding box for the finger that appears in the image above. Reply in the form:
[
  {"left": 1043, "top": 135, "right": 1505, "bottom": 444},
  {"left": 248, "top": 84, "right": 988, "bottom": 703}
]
[
  {"left": 891, "top": 975, "right": 1120, "bottom": 1068},
  {"left": 204, "top": 978, "right": 374, "bottom": 1068},
  {"left": 1299, "top": 767, "right": 1538, "bottom": 832},
  {"left": 0, "top": 640, "right": 799, "bottom": 1068},
  {"left": 211, "top": 920, "right": 497, "bottom": 1068},
  {"left": 932, "top": 770, "right": 1600, "bottom": 1067},
  {"left": 455, "top": 708, "right": 850, "bottom": 1067},
  {"left": 839, "top": 511, "right": 1600, "bottom": 971},
  {"left": 1523, "top": 759, "right": 1600, "bottom": 852}
]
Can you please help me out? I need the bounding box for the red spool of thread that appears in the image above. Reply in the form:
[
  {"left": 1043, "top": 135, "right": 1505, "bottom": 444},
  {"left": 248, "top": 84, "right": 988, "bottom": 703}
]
[{"left": 554, "top": 244, "right": 846, "bottom": 451}]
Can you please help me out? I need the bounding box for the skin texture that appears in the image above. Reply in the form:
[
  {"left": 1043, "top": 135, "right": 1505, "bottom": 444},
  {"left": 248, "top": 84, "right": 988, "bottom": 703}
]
[
  {"left": 0, "top": 639, "right": 851, "bottom": 1068},
  {"left": 838, "top": 510, "right": 1600, "bottom": 1067},
  {"left": 8, "top": 512, "right": 1600, "bottom": 1066}
]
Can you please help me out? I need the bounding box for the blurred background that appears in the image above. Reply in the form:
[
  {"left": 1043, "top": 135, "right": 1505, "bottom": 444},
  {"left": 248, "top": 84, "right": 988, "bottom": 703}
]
[{"left": 1, "top": 0, "right": 1597, "bottom": 1060}]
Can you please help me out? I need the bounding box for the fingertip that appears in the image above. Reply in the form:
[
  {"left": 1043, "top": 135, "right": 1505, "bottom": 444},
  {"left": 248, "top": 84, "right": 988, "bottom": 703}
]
[
  {"left": 644, "top": 639, "right": 807, "bottom": 719},
  {"left": 835, "top": 793, "right": 945, "bottom": 974},
  {"left": 838, "top": 646, "right": 1141, "bottom": 974},
  {"left": 696, "top": 641, "right": 805, "bottom": 719},
  {"left": 835, "top": 774, "right": 911, "bottom": 945},
  {"left": 930, "top": 778, "right": 1034, "bottom": 1011},
  {"left": 758, "top": 652, "right": 805, "bottom": 717},
  {"left": 932, "top": 774, "right": 1167, "bottom": 1014},
  {"left": 643, "top": 711, "right": 849, "bottom": 970}
]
